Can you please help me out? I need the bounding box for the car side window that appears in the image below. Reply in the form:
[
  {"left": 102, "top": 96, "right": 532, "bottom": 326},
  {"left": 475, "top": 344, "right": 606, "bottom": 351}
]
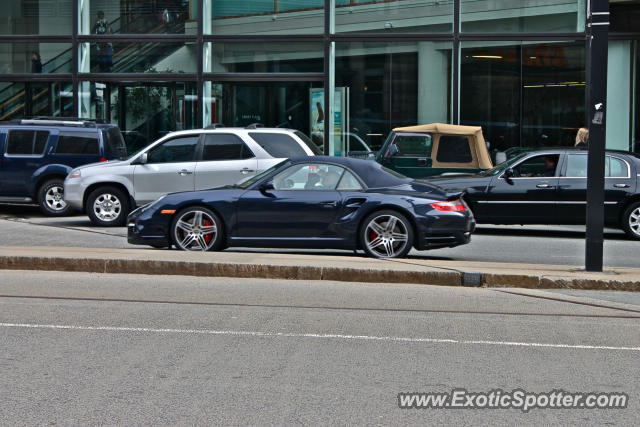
[
  {"left": 337, "top": 170, "right": 363, "bottom": 190},
  {"left": 393, "top": 135, "right": 432, "bottom": 157},
  {"left": 201, "top": 134, "right": 254, "bottom": 161},
  {"left": 511, "top": 155, "right": 559, "bottom": 178},
  {"left": 436, "top": 135, "right": 473, "bottom": 163},
  {"left": 147, "top": 136, "right": 199, "bottom": 164},
  {"left": 249, "top": 132, "right": 307, "bottom": 157},
  {"left": 55, "top": 132, "right": 99, "bottom": 155},
  {"left": 564, "top": 154, "right": 587, "bottom": 177},
  {"left": 606, "top": 156, "right": 628, "bottom": 177},
  {"left": 6, "top": 130, "right": 49, "bottom": 155},
  {"left": 272, "top": 163, "right": 345, "bottom": 191}
]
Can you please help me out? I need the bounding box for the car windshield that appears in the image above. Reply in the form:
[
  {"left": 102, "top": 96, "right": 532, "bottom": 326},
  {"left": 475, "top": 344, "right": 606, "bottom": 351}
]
[
  {"left": 236, "top": 160, "right": 289, "bottom": 189},
  {"left": 481, "top": 153, "right": 528, "bottom": 176}
]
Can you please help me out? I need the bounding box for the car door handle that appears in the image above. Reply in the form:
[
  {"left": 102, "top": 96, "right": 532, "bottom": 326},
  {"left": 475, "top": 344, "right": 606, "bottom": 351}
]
[
  {"left": 417, "top": 158, "right": 428, "bottom": 166},
  {"left": 536, "top": 184, "right": 553, "bottom": 188},
  {"left": 240, "top": 168, "right": 255, "bottom": 174},
  {"left": 320, "top": 201, "right": 338, "bottom": 207},
  {"left": 178, "top": 169, "right": 193, "bottom": 176},
  {"left": 613, "top": 183, "right": 630, "bottom": 188}
]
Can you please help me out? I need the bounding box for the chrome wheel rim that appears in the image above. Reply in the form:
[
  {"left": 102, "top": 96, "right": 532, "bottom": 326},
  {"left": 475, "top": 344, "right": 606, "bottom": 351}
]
[
  {"left": 364, "top": 214, "right": 408, "bottom": 258},
  {"left": 629, "top": 207, "right": 640, "bottom": 237},
  {"left": 45, "top": 185, "right": 67, "bottom": 211},
  {"left": 174, "top": 210, "right": 217, "bottom": 251},
  {"left": 93, "top": 193, "right": 122, "bottom": 222}
]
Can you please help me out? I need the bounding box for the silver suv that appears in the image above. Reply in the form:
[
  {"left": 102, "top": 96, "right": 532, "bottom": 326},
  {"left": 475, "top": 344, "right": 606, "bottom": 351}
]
[{"left": 64, "top": 127, "right": 320, "bottom": 226}]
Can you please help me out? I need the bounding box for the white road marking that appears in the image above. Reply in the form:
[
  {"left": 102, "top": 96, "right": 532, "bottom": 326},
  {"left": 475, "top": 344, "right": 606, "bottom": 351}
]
[{"left": 1, "top": 322, "right": 639, "bottom": 352}]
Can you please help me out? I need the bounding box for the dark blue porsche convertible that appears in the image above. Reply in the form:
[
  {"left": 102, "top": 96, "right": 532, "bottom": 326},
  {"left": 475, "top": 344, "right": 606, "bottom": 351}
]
[{"left": 127, "top": 156, "right": 475, "bottom": 258}]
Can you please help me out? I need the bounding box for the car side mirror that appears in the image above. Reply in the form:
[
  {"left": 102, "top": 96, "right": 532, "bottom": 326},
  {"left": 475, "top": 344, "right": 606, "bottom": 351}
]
[
  {"left": 134, "top": 152, "right": 148, "bottom": 165},
  {"left": 503, "top": 168, "right": 514, "bottom": 179},
  {"left": 386, "top": 144, "right": 399, "bottom": 159},
  {"left": 260, "top": 181, "right": 275, "bottom": 192}
]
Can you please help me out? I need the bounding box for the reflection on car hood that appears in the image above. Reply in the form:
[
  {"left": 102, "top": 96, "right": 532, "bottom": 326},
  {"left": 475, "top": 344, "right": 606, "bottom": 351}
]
[{"left": 77, "top": 159, "right": 130, "bottom": 170}]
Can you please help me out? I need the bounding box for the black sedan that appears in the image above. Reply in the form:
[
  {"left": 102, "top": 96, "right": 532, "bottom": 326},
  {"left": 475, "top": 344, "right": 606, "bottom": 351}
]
[
  {"left": 127, "top": 156, "right": 475, "bottom": 258},
  {"left": 425, "top": 149, "right": 640, "bottom": 240}
]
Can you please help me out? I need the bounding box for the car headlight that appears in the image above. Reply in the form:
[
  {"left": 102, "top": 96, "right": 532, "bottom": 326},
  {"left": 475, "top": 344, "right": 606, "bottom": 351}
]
[{"left": 68, "top": 169, "right": 81, "bottom": 179}]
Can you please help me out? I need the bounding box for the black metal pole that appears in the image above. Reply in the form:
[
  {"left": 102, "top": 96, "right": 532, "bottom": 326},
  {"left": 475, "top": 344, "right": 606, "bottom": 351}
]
[{"left": 585, "top": 0, "right": 609, "bottom": 272}]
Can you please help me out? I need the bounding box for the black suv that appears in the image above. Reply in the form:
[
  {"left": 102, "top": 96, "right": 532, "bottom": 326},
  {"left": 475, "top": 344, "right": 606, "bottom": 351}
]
[{"left": 0, "top": 117, "right": 127, "bottom": 216}]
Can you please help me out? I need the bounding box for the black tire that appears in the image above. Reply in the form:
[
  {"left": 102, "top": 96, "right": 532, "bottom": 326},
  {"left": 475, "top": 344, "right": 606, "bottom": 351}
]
[
  {"left": 621, "top": 202, "right": 640, "bottom": 240},
  {"left": 359, "top": 209, "right": 414, "bottom": 258},
  {"left": 171, "top": 206, "right": 224, "bottom": 251},
  {"left": 38, "top": 179, "right": 72, "bottom": 216},
  {"left": 86, "top": 186, "right": 130, "bottom": 227}
]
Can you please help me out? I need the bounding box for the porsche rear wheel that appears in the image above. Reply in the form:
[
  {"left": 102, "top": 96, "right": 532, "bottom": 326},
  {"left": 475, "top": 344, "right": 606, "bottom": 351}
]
[
  {"left": 171, "top": 207, "right": 224, "bottom": 251},
  {"left": 360, "top": 210, "right": 413, "bottom": 258}
]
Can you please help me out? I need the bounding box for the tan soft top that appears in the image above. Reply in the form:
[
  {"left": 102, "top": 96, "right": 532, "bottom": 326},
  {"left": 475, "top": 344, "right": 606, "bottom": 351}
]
[
  {"left": 392, "top": 123, "right": 492, "bottom": 169},
  {"left": 393, "top": 123, "right": 482, "bottom": 135}
]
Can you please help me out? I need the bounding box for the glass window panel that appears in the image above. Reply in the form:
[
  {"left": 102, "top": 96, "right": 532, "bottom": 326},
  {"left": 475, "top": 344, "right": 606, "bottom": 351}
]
[
  {"left": 206, "top": 0, "right": 323, "bottom": 35},
  {"left": 79, "top": 81, "right": 197, "bottom": 154},
  {"left": 512, "top": 154, "right": 559, "bottom": 177},
  {"left": 203, "top": 82, "right": 324, "bottom": 143},
  {"left": 79, "top": 42, "right": 196, "bottom": 73},
  {"left": 147, "top": 136, "right": 200, "bottom": 163},
  {"left": 337, "top": 170, "right": 363, "bottom": 190},
  {"left": 202, "top": 134, "right": 254, "bottom": 160},
  {"left": 0, "top": 43, "right": 72, "bottom": 73},
  {"left": 395, "top": 135, "right": 432, "bottom": 156},
  {"left": 335, "top": 41, "right": 452, "bottom": 153},
  {"left": 436, "top": 135, "right": 473, "bottom": 163},
  {"left": 248, "top": 132, "right": 308, "bottom": 158},
  {"left": 0, "top": 0, "right": 72, "bottom": 35},
  {"left": 461, "top": 0, "right": 586, "bottom": 33},
  {"left": 6, "top": 130, "right": 49, "bottom": 155},
  {"left": 79, "top": 0, "right": 195, "bottom": 35},
  {"left": 607, "top": 157, "right": 628, "bottom": 178},
  {"left": 0, "top": 82, "right": 73, "bottom": 121},
  {"left": 460, "top": 41, "right": 585, "bottom": 152},
  {"left": 55, "top": 132, "right": 100, "bottom": 155},
  {"left": 204, "top": 42, "right": 323, "bottom": 73},
  {"left": 565, "top": 154, "right": 587, "bottom": 177},
  {"left": 273, "top": 163, "right": 345, "bottom": 190},
  {"left": 335, "top": 0, "right": 453, "bottom": 33}
]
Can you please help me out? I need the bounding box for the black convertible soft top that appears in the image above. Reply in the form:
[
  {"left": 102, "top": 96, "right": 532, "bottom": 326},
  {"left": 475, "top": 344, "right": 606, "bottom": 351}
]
[{"left": 289, "top": 156, "right": 412, "bottom": 189}]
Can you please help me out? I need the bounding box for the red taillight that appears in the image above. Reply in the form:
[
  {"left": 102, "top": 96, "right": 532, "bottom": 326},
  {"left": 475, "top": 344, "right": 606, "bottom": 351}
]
[
  {"left": 430, "top": 200, "right": 467, "bottom": 212},
  {"left": 99, "top": 157, "right": 108, "bottom": 162}
]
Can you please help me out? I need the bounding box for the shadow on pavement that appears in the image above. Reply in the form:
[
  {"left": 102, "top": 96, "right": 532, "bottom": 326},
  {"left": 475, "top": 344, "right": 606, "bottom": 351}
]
[{"left": 474, "top": 225, "right": 628, "bottom": 241}]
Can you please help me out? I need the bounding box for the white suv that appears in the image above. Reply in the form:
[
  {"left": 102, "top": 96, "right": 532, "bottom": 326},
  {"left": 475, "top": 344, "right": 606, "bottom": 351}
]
[{"left": 64, "top": 127, "right": 320, "bottom": 226}]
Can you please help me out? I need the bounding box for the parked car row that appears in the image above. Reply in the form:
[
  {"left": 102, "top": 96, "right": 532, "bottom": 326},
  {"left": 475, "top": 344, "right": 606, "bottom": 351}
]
[{"left": 2, "top": 118, "right": 639, "bottom": 259}]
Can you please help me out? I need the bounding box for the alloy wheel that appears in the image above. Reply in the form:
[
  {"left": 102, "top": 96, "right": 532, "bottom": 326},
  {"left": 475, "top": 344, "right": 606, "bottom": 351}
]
[
  {"left": 628, "top": 206, "right": 640, "bottom": 238},
  {"left": 364, "top": 214, "right": 409, "bottom": 258},
  {"left": 45, "top": 185, "right": 67, "bottom": 212},
  {"left": 93, "top": 193, "right": 122, "bottom": 222},
  {"left": 173, "top": 209, "right": 218, "bottom": 251}
]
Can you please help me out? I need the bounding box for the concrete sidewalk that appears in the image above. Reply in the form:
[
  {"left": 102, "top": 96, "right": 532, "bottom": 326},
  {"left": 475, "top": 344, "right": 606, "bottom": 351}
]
[{"left": 0, "top": 245, "right": 638, "bottom": 291}]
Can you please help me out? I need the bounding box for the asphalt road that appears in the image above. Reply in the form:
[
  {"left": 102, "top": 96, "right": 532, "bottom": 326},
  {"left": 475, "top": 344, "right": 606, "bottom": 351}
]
[
  {"left": 1, "top": 204, "right": 638, "bottom": 268},
  {"left": 0, "top": 271, "right": 638, "bottom": 425}
]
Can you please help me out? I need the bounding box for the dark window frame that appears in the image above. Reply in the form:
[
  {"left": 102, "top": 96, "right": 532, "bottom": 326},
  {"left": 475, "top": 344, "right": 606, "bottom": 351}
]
[
  {"left": 200, "top": 133, "right": 255, "bottom": 161},
  {"left": 5, "top": 129, "right": 50, "bottom": 157}
]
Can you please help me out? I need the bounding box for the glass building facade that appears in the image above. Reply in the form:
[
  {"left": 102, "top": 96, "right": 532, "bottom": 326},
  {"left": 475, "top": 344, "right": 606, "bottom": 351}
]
[{"left": 0, "top": 0, "right": 638, "bottom": 156}]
